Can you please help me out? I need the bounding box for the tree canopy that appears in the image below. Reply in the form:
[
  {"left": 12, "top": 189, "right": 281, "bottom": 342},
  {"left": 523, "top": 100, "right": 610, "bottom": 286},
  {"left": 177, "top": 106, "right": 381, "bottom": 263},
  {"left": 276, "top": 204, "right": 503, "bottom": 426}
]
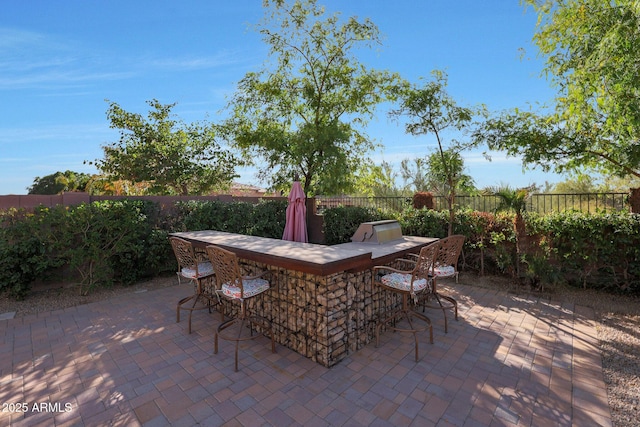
[
  {"left": 28, "top": 170, "right": 90, "bottom": 195},
  {"left": 92, "top": 100, "right": 240, "bottom": 195},
  {"left": 224, "top": 0, "right": 400, "bottom": 196},
  {"left": 475, "top": 0, "right": 640, "bottom": 179},
  {"left": 353, "top": 161, "right": 405, "bottom": 197},
  {"left": 389, "top": 71, "right": 483, "bottom": 235}
]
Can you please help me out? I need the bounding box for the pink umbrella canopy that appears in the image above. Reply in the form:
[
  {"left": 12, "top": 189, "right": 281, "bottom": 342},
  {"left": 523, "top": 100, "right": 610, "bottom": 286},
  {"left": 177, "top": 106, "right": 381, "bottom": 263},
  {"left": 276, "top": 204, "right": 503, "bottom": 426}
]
[{"left": 282, "top": 181, "right": 308, "bottom": 243}]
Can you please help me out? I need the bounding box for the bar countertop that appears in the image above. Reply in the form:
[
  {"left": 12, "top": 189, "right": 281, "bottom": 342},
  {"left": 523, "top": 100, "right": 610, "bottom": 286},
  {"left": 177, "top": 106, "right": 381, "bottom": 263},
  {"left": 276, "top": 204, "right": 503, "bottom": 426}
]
[{"left": 172, "top": 230, "right": 437, "bottom": 276}]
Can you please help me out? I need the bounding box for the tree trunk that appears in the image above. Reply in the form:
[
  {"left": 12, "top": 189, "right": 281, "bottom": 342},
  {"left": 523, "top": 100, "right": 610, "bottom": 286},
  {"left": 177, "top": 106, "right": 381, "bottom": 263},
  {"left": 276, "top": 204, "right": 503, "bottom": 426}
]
[
  {"left": 514, "top": 213, "right": 526, "bottom": 277},
  {"left": 447, "top": 191, "right": 455, "bottom": 236}
]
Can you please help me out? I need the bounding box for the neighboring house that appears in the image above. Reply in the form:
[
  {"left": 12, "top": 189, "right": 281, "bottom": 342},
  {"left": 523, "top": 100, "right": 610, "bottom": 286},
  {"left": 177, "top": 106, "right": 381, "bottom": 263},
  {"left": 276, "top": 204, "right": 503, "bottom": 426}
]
[{"left": 222, "top": 182, "right": 277, "bottom": 197}]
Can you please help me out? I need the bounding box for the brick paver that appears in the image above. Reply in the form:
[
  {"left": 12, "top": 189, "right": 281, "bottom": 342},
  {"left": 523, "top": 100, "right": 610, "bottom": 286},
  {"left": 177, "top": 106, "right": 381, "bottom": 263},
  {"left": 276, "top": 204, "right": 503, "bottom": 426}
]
[{"left": 0, "top": 280, "right": 611, "bottom": 426}]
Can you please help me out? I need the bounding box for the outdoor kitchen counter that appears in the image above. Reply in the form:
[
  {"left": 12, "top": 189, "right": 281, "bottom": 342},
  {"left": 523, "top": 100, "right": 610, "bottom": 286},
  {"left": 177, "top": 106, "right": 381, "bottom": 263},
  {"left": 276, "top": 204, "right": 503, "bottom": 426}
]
[
  {"left": 170, "top": 230, "right": 438, "bottom": 367},
  {"left": 171, "top": 230, "right": 437, "bottom": 276}
]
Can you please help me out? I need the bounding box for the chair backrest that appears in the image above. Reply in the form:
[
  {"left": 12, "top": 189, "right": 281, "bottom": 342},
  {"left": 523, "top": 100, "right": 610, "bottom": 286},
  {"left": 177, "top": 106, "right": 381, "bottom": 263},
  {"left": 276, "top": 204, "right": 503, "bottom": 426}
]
[
  {"left": 412, "top": 240, "right": 440, "bottom": 282},
  {"left": 206, "top": 245, "right": 243, "bottom": 294},
  {"left": 170, "top": 237, "right": 199, "bottom": 275},
  {"left": 435, "top": 235, "right": 465, "bottom": 269}
]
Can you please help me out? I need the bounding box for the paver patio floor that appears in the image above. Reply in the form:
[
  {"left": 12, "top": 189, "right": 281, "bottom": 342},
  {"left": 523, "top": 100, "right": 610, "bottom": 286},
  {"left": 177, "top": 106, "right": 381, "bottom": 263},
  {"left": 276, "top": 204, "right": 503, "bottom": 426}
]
[{"left": 0, "top": 281, "right": 611, "bottom": 426}]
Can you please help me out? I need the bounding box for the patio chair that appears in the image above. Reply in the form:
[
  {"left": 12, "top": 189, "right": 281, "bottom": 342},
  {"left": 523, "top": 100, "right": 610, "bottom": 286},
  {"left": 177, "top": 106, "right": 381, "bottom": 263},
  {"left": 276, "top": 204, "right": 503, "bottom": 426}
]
[
  {"left": 372, "top": 241, "right": 436, "bottom": 362},
  {"left": 416, "top": 234, "right": 465, "bottom": 333},
  {"left": 169, "top": 237, "right": 220, "bottom": 334},
  {"left": 206, "top": 245, "right": 275, "bottom": 372}
]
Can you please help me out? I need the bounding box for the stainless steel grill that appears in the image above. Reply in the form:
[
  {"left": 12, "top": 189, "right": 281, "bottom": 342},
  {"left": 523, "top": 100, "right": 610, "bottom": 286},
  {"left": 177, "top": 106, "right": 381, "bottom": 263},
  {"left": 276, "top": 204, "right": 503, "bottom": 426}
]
[{"left": 350, "top": 220, "right": 403, "bottom": 244}]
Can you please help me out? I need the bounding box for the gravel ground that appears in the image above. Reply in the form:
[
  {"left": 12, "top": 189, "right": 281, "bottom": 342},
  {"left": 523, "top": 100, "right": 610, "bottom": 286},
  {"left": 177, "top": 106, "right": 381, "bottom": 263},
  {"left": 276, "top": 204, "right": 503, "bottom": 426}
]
[
  {"left": 1, "top": 274, "right": 638, "bottom": 426},
  {"left": 598, "top": 313, "right": 640, "bottom": 426},
  {"left": 0, "top": 275, "right": 177, "bottom": 319}
]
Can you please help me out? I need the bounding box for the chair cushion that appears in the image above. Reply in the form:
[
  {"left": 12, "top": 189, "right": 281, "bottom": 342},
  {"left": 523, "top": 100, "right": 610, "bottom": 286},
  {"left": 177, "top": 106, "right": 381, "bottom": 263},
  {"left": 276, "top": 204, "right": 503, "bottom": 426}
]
[
  {"left": 433, "top": 265, "right": 456, "bottom": 278},
  {"left": 380, "top": 272, "right": 430, "bottom": 293},
  {"left": 221, "top": 278, "right": 270, "bottom": 299},
  {"left": 181, "top": 261, "right": 214, "bottom": 279}
]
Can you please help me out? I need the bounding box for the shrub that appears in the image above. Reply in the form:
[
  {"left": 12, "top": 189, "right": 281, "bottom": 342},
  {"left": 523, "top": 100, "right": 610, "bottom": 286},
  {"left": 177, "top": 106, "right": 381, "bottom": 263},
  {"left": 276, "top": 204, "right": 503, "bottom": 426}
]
[
  {"left": 59, "top": 200, "right": 159, "bottom": 294},
  {"left": 397, "top": 207, "right": 448, "bottom": 238},
  {"left": 412, "top": 192, "right": 434, "bottom": 209},
  {"left": 249, "top": 199, "right": 288, "bottom": 238},
  {"left": 176, "top": 200, "right": 228, "bottom": 231},
  {"left": 0, "top": 200, "right": 166, "bottom": 299},
  {"left": 0, "top": 233, "right": 51, "bottom": 300},
  {"left": 323, "top": 206, "right": 384, "bottom": 245},
  {"left": 0, "top": 207, "right": 65, "bottom": 299},
  {"left": 527, "top": 211, "right": 640, "bottom": 292},
  {"left": 174, "top": 199, "right": 288, "bottom": 238},
  {"left": 3, "top": 197, "right": 639, "bottom": 299}
]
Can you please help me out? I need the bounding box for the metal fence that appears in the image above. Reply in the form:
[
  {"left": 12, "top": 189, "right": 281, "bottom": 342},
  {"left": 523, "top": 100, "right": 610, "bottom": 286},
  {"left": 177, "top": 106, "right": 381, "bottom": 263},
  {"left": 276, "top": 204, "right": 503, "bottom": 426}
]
[
  {"left": 316, "top": 192, "right": 630, "bottom": 215},
  {"left": 316, "top": 196, "right": 411, "bottom": 213}
]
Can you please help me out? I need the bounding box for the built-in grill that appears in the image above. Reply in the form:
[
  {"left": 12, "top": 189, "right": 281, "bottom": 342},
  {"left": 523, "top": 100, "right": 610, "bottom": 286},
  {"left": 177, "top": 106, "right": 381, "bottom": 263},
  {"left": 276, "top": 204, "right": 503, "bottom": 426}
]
[{"left": 350, "top": 220, "right": 403, "bottom": 244}]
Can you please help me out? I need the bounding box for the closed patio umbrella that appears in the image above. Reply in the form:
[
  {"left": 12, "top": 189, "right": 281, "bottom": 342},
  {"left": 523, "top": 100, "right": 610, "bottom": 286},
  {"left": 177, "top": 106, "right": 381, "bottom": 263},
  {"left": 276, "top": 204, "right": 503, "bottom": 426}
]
[{"left": 282, "top": 180, "right": 308, "bottom": 243}]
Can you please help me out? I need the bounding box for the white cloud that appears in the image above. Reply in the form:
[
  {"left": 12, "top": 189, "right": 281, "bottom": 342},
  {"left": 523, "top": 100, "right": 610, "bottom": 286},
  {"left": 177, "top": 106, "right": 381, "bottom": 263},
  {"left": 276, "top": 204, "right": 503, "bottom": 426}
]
[
  {"left": 0, "top": 27, "right": 133, "bottom": 90},
  {"left": 462, "top": 151, "right": 523, "bottom": 165},
  {"left": 0, "top": 27, "right": 51, "bottom": 50},
  {"left": 0, "top": 123, "right": 114, "bottom": 144},
  {"left": 0, "top": 29, "right": 250, "bottom": 91},
  {"left": 147, "top": 50, "right": 245, "bottom": 71}
]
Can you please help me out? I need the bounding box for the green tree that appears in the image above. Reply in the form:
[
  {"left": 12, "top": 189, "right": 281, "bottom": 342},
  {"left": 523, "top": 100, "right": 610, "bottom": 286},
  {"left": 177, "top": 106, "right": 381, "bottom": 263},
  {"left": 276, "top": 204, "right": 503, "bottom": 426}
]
[
  {"left": 84, "top": 175, "right": 151, "bottom": 196},
  {"left": 353, "top": 161, "right": 406, "bottom": 197},
  {"left": 600, "top": 175, "right": 640, "bottom": 192},
  {"left": 549, "top": 173, "right": 598, "bottom": 194},
  {"left": 400, "top": 158, "right": 430, "bottom": 192},
  {"left": 425, "top": 149, "right": 476, "bottom": 197},
  {"left": 28, "top": 170, "right": 90, "bottom": 195},
  {"left": 475, "top": 0, "right": 640, "bottom": 179},
  {"left": 92, "top": 99, "right": 240, "bottom": 195},
  {"left": 390, "top": 71, "right": 483, "bottom": 235},
  {"left": 224, "top": 0, "right": 400, "bottom": 196}
]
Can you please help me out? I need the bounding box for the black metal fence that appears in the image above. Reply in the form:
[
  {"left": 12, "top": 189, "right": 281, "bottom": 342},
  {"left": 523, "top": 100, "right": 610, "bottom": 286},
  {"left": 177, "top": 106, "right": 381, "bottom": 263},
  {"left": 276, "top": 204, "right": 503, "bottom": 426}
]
[
  {"left": 316, "top": 192, "right": 630, "bottom": 215},
  {"left": 316, "top": 196, "right": 411, "bottom": 213}
]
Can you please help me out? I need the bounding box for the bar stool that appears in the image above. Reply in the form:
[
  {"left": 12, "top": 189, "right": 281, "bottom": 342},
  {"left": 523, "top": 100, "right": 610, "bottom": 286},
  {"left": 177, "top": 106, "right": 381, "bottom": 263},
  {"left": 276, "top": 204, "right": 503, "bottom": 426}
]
[
  {"left": 169, "top": 237, "right": 220, "bottom": 334},
  {"left": 206, "top": 245, "right": 275, "bottom": 372},
  {"left": 373, "top": 242, "right": 437, "bottom": 362},
  {"left": 417, "top": 235, "right": 465, "bottom": 332}
]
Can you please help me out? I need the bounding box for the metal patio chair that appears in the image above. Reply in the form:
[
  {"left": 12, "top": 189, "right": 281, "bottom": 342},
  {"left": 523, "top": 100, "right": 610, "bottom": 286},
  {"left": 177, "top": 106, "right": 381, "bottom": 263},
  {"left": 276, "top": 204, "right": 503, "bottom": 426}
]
[
  {"left": 206, "top": 245, "right": 275, "bottom": 372},
  {"left": 170, "top": 236, "right": 220, "bottom": 334}
]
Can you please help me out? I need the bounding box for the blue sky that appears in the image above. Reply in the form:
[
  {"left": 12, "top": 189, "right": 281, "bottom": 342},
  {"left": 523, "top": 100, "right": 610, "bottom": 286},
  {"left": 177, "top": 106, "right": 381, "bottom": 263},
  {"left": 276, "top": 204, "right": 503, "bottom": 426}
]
[{"left": 0, "top": 0, "right": 565, "bottom": 195}]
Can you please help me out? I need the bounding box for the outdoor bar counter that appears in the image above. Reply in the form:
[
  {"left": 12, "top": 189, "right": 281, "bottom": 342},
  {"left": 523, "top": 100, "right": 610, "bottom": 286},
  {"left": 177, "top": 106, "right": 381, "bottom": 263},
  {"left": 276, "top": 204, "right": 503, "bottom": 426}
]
[{"left": 172, "top": 230, "right": 437, "bottom": 367}]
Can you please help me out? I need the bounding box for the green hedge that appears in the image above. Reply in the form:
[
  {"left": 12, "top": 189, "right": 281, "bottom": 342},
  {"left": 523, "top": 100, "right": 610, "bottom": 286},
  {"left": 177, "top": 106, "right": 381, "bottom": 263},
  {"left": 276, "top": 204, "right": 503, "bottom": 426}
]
[
  {"left": 0, "top": 200, "right": 169, "bottom": 298},
  {"left": 0, "top": 199, "right": 288, "bottom": 299},
  {"left": 174, "top": 199, "right": 287, "bottom": 237},
  {"left": 322, "top": 206, "right": 640, "bottom": 293},
  {"left": 322, "top": 206, "right": 385, "bottom": 245},
  {"left": 526, "top": 211, "right": 640, "bottom": 292},
  {"left": 2, "top": 199, "right": 638, "bottom": 299},
  {"left": 0, "top": 208, "right": 59, "bottom": 300}
]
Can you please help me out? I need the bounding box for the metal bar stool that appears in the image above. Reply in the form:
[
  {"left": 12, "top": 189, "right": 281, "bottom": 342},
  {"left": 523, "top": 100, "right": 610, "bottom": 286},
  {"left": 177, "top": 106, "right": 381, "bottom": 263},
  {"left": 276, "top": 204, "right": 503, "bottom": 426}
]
[
  {"left": 206, "top": 245, "right": 275, "bottom": 372},
  {"left": 170, "top": 237, "right": 220, "bottom": 334},
  {"left": 372, "top": 242, "right": 437, "bottom": 362}
]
